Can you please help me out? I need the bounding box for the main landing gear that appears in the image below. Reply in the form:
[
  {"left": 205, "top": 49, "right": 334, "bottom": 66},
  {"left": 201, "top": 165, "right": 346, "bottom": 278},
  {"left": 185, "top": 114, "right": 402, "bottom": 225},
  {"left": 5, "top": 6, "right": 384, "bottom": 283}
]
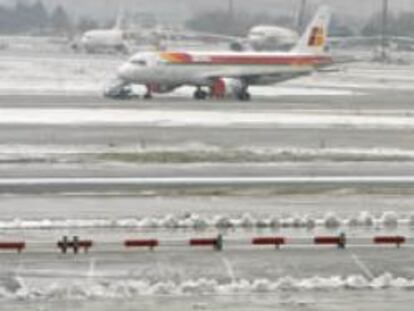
[
  {"left": 193, "top": 86, "right": 251, "bottom": 101},
  {"left": 235, "top": 83, "right": 251, "bottom": 101},
  {"left": 236, "top": 90, "right": 251, "bottom": 101},
  {"left": 144, "top": 85, "right": 153, "bottom": 100}
]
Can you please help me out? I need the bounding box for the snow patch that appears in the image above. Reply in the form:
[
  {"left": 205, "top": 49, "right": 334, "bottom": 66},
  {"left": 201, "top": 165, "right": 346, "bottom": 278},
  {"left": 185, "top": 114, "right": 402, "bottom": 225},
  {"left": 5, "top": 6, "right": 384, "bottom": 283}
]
[
  {"left": 0, "top": 211, "right": 412, "bottom": 230},
  {"left": 2, "top": 273, "right": 414, "bottom": 301}
]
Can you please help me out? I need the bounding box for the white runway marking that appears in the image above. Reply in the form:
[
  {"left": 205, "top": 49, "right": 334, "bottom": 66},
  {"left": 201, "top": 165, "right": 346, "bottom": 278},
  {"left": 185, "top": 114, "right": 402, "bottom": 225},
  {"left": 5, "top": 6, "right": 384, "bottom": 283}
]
[
  {"left": 1, "top": 176, "right": 414, "bottom": 186},
  {"left": 0, "top": 108, "right": 414, "bottom": 129},
  {"left": 350, "top": 252, "right": 375, "bottom": 280},
  {"left": 221, "top": 256, "right": 237, "bottom": 283}
]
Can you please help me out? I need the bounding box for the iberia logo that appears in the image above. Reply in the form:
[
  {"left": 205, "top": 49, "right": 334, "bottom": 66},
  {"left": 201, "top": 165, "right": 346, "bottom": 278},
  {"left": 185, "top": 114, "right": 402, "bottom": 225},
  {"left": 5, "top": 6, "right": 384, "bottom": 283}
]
[{"left": 308, "top": 27, "right": 325, "bottom": 47}]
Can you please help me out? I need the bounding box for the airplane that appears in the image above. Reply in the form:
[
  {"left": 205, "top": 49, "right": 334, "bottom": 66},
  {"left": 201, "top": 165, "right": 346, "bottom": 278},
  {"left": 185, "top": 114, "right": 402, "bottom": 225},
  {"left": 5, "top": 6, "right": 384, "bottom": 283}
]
[
  {"left": 104, "top": 6, "right": 333, "bottom": 101},
  {"left": 70, "top": 14, "right": 300, "bottom": 54},
  {"left": 149, "top": 25, "right": 300, "bottom": 52},
  {"left": 71, "top": 13, "right": 129, "bottom": 54},
  {"left": 245, "top": 25, "right": 299, "bottom": 51},
  {"left": 203, "top": 0, "right": 304, "bottom": 51},
  {"left": 70, "top": 17, "right": 233, "bottom": 54},
  {"left": 201, "top": 25, "right": 300, "bottom": 51}
]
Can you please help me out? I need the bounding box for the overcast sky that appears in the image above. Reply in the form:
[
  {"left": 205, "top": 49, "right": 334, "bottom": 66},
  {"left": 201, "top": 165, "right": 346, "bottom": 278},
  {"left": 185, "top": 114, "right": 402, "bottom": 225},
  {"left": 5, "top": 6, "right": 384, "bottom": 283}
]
[{"left": 1, "top": 0, "right": 413, "bottom": 22}]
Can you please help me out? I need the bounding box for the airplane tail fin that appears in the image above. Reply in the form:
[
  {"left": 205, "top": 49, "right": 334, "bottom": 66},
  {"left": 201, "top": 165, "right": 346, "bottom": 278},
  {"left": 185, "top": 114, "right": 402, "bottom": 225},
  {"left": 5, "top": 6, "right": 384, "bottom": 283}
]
[
  {"left": 113, "top": 9, "right": 124, "bottom": 30},
  {"left": 292, "top": 6, "right": 331, "bottom": 54}
]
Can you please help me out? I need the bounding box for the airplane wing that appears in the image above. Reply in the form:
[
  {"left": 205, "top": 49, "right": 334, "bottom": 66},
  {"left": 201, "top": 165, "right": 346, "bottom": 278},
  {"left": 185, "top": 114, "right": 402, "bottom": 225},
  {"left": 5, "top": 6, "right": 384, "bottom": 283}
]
[
  {"left": 124, "top": 28, "right": 243, "bottom": 43},
  {"left": 171, "top": 30, "right": 243, "bottom": 43}
]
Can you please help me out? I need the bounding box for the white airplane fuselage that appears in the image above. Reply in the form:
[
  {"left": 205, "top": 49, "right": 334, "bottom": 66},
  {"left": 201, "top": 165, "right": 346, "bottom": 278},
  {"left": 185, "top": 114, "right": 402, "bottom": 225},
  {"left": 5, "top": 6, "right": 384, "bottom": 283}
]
[
  {"left": 118, "top": 51, "right": 331, "bottom": 87},
  {"left": 247, "top": 26, "right": 299, "bottom": 50},
  {"left": 79, "top": 29, "right": 126, "bottom": 53}
]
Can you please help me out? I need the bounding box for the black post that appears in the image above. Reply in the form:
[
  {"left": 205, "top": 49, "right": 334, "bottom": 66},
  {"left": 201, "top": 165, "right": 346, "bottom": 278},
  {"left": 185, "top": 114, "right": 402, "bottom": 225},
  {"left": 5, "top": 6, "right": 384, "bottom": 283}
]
[
  {"left": 297, "top": 0, "right": 307, "bottom": 31},
  {"left": 61, "top": 235, "right": 68, "bottom": 254},
  {"left": 215, "top": 234, "right": 224, "bottom": 251},
  {"left": 381, "top": 0, "right": 389, "bottom": 62},
  {"left": 73, "top": 236, "right": 79, "bottom": 254},
  {"left": 228, "top": 0, "right": 234, "bottom": 33},
  {"left": 338, "top": 232, "right": 347, "bottom": 249}
]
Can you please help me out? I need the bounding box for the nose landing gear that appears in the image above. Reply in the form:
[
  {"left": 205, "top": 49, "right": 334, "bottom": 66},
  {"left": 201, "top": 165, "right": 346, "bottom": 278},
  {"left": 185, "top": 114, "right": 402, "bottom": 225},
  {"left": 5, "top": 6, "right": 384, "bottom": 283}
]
[
  {"left": 193, "top": 87, "right": 208, "bottom": 100},
  {"left": 144, "top": 84, "right": 153, "bottom": 100}
]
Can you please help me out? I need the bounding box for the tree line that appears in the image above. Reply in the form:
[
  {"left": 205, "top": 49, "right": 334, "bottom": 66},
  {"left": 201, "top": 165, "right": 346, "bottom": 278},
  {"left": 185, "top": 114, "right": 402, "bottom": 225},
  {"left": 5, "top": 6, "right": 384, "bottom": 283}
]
[
  {"left": 0, "top": 1, "right": 98, "bottom": 35},
  {"left": 1, "top": 1, "right": 414, "bottom": 39},
  {"left": 186, "top": 9, "right": 414, "bottom": 38}
]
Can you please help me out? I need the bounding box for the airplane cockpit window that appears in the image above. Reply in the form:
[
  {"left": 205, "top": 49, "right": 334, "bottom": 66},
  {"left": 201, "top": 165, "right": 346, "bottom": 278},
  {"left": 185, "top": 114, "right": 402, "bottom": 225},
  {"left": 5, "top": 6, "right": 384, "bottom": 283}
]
[
  {"left": 250, "top": 31, "right": 265, "bottom": 37},
  {"left": 130, "top": 59, "right": 147, "bottom": 66}
]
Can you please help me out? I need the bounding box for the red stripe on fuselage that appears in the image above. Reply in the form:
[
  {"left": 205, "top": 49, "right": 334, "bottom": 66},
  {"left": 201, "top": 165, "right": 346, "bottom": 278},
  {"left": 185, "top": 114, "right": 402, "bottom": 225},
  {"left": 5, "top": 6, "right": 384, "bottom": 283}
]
[
  {"left": 162, "top": 52, "right": 332, "bottom": 66},
  {"left": 208, "top": 55, "right": 329, "bottom": 65}
]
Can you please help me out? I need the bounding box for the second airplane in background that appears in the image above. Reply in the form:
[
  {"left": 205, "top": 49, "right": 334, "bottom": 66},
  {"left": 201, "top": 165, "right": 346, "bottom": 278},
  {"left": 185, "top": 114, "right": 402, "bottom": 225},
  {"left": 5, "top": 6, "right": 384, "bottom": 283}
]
[{"left": 104, "top": 7, "right": 333, "bottom": 101}]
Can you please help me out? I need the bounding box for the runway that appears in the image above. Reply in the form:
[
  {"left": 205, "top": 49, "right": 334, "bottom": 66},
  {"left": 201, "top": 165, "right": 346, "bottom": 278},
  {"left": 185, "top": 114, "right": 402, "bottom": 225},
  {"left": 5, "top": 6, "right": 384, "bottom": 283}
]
[
  {"left": 1, "top": 91, "right": 414, "bottom": 163},
  {"left": 2, "top": 176, "right": 414, "bottom": 194}
]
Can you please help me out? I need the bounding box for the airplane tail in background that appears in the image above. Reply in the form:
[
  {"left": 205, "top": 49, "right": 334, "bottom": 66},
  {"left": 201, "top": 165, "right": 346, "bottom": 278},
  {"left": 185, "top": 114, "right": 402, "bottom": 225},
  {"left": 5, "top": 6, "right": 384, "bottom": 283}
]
[
  {"left": 113, "top": 10, "right": 124, "bottom": 30},
  {"left": 292, "top": 6, "right": 331, "bottom": 55}
]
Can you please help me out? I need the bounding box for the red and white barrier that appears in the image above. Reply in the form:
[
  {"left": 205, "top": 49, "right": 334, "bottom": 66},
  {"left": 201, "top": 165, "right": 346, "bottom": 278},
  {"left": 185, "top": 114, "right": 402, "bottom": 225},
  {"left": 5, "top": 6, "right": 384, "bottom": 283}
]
[
  {"left": 124, "top": 239, "right": 159, "bottom": 250},
  {"left": 252, "top": 237, "right": 285, "bottom": 248},
  {"left": 374, "top": 236, "right": 405, "bottom": 247},
  {"left": 189, "top": 238, "right": 217, "bottom": 246},
  {"left": 0, "top": 241, "right": 25, "bottom": 253},
  {"left": 314, "top": 235, "right": 346, "bottom": 249},
  {"left": 0, "top": 234, "right": 410, "bottom": 255}
]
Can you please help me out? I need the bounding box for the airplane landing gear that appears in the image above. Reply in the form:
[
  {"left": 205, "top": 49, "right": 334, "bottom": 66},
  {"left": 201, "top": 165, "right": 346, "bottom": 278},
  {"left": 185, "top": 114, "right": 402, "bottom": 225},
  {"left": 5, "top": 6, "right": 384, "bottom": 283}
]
[
  {"left": 236, "top": 91, "right": 251, "bottom": 101},
  {"left": 236, "top": 85, "right": 251, "bottom": 101},
  {"left": 144, "top": 85, "right": 153, "bottom": 100},
  {"left": 193, "top": 87, "right": 208, "bottom": 100}
]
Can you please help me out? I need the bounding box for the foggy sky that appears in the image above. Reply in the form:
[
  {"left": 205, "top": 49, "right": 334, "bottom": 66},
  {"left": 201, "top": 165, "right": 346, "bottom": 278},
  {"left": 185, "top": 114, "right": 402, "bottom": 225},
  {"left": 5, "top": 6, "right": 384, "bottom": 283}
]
[{"left": 1, "top": 0, "right": 413, "bottom": 23}]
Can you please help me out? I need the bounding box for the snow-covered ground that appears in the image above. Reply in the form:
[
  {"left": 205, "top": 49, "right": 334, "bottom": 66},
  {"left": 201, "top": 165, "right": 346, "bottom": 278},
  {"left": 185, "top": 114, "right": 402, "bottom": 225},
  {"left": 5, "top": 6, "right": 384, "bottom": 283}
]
[
  {"left": 0, "top": 246, "right": 413, "bottom": 310},
  {"left": 0, "top": 210, "right": 409, "bottom": 230},
  {"left": 0, "top": 53, "right": 122, "bottom": 95}
]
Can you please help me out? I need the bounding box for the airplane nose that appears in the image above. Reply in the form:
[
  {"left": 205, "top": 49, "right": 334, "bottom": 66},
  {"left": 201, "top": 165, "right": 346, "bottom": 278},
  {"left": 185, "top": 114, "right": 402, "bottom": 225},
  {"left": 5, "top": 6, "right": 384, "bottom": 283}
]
[
  {"left": 117, "top": 63, "right": 135, "bottom": 80},
  {"left": 80, "top": 35, "right": 89, "bottom": 45},
  {"left": 248, "top": 35, "right": 262, "bottom": 44}
]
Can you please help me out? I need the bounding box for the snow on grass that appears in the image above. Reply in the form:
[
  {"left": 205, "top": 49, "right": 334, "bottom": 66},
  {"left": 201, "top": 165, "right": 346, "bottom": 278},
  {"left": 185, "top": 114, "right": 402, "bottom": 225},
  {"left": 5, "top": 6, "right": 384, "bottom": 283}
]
[
  {"left": 0, "top": 211, "right": 412, "bottom": 230},
  {"left": 1, "top": 273, "right": 413, "bottom": 301},
  {"left": 0, "top": 54, "right": 122, "bottom": 95}
]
